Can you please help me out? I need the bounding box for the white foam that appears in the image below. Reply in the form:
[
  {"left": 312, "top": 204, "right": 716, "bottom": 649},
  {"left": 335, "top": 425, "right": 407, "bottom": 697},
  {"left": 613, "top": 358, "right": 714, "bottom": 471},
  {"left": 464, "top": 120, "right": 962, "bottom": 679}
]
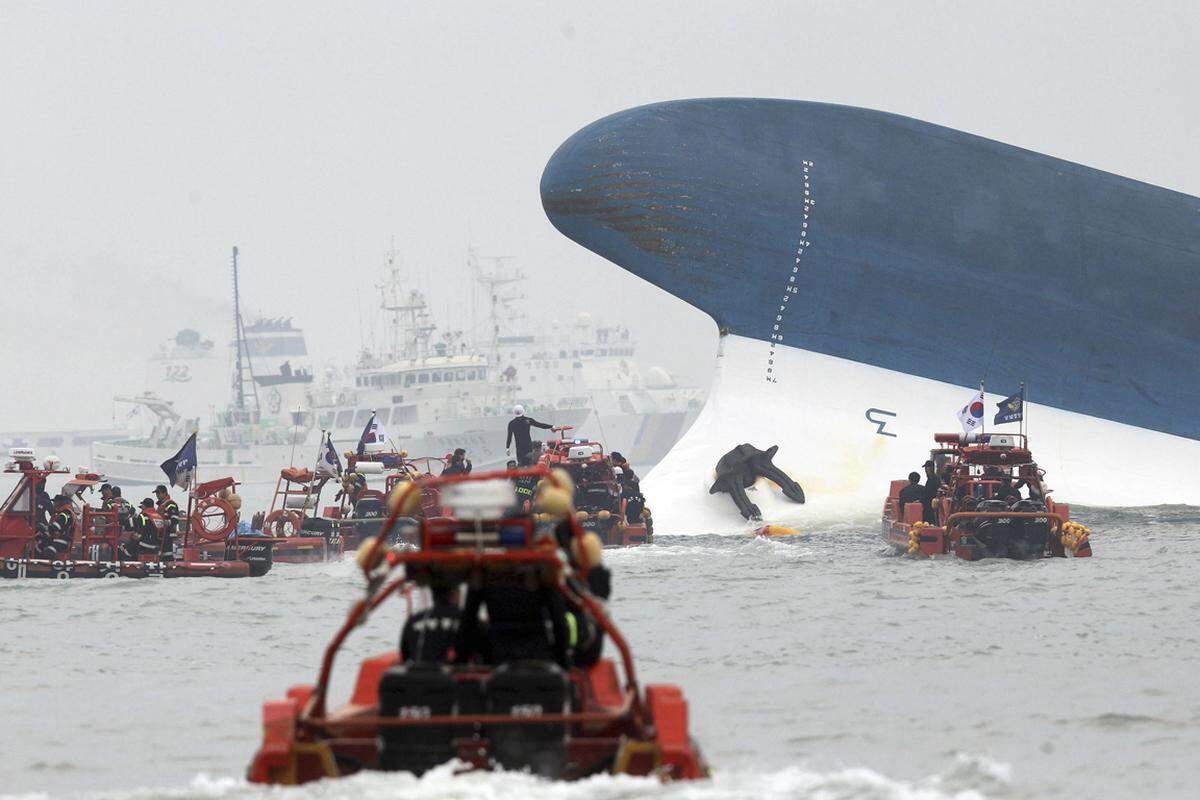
[{"left": 9, "top": 757, "right": 1013, "bottom": 800}]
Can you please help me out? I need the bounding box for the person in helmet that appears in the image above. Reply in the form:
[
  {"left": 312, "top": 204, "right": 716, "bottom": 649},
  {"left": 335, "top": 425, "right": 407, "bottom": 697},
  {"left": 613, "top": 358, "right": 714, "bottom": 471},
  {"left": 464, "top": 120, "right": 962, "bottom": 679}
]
[
  {"left": 119, "top": 499, "right": 163, "bottom": 560},
  {"left": 505, "top": 405, "right": 562, "bottom": 466},
  {"left": 34, "top": 495, "right": 75, "bottom": 558},
  {"left": 97, "top": 483, "right": 113, "bottom": 510}
]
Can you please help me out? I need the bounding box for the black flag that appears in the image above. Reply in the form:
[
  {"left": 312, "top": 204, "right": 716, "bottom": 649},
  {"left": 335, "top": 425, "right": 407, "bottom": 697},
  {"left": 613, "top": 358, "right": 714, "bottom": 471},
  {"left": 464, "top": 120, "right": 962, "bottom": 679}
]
[{"left": 160, "top": 432, "right": 198, "bottom": 489}]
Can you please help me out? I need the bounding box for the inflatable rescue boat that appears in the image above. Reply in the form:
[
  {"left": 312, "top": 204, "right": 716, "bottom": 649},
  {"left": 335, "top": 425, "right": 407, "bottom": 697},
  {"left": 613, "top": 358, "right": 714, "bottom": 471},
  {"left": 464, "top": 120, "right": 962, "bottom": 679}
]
[
  {"left": 247, "top": 466, "right": 706, "bottom": 784},
  {"left": 882, "top": 433, "right": 1092, "bottom": 560},
  {"left": 0, "top": 451, "right": 272, "bottom": 579}
]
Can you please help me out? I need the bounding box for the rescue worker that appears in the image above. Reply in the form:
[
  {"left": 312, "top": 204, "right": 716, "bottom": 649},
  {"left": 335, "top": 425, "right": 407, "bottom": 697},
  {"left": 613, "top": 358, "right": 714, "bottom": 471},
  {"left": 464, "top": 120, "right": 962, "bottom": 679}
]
[
  {"left": 509, "top": 459, "right": 538, "bottom": 512},
  {"left": 98, "top": 483, "right": 113, "bottom": 509},
  {"left": 897, "top": 472, "right": 925, "bottom": 516},
  {"left": 921, "top": 460, "right": 941, "bottom": 523},
  {"left": 572, "top": 533, "right": 612, "bottom": 668},
  {"left": 609, "top": 452, "right": 637, "bottom": 483},
  {"left": 505, "top": 405, "right": 563, "bottom": 466},
  {"left": 154, "top": 484, "right": 181, "bottom": 556},
  {"left": 119, "top": 499, "right": 162, "bottom": 560},
  {"left": 34, "top": 495, "right": 75, "bottom": 558},
  {"left": 336, "top": 472, "right": 368, "bottom": 506},
  {"left": 400, "top": 584, "right": 462, "bottom": 663},
  {"left": 455, "top": 575, "right": 572, "bottom": 668},
  {"left": 620, "top": 473, "right": 647, "bottom": 524},
  {"left": 34, "top": 487, "right": 53, "bottom": 530},
  {"left": 440, "top": 448, "right": 472, "bottom": 476}
]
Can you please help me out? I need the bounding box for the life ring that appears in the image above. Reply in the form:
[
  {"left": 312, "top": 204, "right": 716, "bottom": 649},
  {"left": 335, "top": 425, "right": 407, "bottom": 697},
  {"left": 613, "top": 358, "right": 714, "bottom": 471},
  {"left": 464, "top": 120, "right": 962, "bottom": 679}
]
[
  {"left": 191, "top": 496, "right": 238, "bottom": 542},
  {"left": 264, "top": 509, "right": 305, "bottom": 537}
]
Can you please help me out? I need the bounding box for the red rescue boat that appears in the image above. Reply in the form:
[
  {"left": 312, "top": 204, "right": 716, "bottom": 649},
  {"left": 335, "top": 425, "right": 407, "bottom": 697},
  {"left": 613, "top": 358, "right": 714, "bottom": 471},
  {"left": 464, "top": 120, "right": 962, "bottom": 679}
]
[
  {"left": 0, "top": 450, "right": 272, "bottom": 578},
  {"left": 247, "top": 465, "right": 707, "bottom": 784},
  {"left": 537, "top": 429, "right": 653, "bottom": 547},
  {"left": 882, "top": 433, "right": 1093, "bottom": 560}
]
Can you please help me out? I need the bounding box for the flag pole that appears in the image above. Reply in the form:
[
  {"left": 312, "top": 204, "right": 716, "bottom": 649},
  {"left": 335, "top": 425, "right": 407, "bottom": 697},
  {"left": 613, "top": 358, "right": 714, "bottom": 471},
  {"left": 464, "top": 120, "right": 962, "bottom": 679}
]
[
  {"left": 311, "top": 430, "right": 326, "bottom": 521},
  {"left": 288, "top": 405, "right": 302, "bottom": 468},
  {"left": 980, "top": 379, "right": 986, "bottom": 439},
  {"left": 1021, "top": 381, "right": 1027, "bottom": 440},
  {"left": 185, "top": 428, "right": 198, "bottom": 552}
]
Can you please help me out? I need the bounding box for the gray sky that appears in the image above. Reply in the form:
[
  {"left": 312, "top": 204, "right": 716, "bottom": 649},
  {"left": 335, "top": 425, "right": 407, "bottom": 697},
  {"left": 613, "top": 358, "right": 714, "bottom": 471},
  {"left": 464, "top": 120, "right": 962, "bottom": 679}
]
[{"left": 2, "top": 1, "right": 1196, "bottom": 428}]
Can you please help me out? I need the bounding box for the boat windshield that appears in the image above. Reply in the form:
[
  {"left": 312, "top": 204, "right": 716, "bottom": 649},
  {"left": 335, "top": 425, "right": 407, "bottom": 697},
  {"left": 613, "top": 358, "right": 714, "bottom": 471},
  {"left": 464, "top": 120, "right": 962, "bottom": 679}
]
[{"left": 2, "top": 477, "right": 32, "bottom": 514}]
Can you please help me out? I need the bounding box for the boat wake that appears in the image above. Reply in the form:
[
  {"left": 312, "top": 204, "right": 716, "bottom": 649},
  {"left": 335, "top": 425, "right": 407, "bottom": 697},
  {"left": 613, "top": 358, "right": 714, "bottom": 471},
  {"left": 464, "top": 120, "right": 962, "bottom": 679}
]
[{"left": 2, "top": 755, "right": 1013, "bottom": 800}]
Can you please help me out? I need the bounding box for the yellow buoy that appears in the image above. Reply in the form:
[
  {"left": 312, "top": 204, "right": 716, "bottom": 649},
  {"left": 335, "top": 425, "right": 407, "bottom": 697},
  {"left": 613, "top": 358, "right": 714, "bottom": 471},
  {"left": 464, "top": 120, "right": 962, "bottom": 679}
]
[{"left": 753, "top": 524, "right": 801, "bottom": 537}]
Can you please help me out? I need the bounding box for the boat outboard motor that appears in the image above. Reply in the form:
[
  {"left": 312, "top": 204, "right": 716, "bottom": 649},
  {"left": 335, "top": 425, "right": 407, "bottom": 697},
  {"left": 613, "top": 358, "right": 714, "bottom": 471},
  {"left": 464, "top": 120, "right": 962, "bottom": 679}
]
[
  {"left": 351, "top": 496, "right": 386, "bottom": 540},
  {"left": 709, "top": 444, "right": 805, "bottom": 520},
  {"left": 378, "top": 663, "right": 458, "bottom": 774},
  {"left": 229, "top": 534, "right": 274, "bottom": 578},
  {"left": 484, "top": 662, "right": 570, "bottom": 778}
]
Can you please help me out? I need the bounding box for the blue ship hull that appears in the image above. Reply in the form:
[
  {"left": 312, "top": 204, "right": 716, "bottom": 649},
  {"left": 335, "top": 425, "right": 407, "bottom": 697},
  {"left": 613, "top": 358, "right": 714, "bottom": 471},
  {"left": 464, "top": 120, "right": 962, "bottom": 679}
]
[{"left": 541, "top": 99, "right": 1199, "bottom": 444}]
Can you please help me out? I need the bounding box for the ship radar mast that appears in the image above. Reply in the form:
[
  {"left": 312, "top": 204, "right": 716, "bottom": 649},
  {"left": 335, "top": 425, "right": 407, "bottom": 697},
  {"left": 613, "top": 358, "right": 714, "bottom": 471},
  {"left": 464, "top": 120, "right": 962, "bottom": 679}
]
[
  {"left": 467, "top": 246, "right": 524, "bottom": 365},
  {"left": 231, "top": 245, "right": 260, "bottom": 421},
  {"left": 377, "top": 248, "right": 437, "bottom": 362}
]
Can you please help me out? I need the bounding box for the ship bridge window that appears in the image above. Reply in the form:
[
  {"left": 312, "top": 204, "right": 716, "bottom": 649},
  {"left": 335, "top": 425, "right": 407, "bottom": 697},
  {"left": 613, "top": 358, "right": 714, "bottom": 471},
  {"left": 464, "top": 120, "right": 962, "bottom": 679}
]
[
  {"left": 335, "top": 409, "right": 354, "bottom": 428},
  {"left": 370, "top": 375, "right": 382, "bottom": 387},
  {"left": 355, "top": 377, "right": 363, "bottom": 387},
  {"left": 354, "top": 409, "right": 372, "bottom": 427},
  {"left": 466, "top": 369, "right": 477, "bottom": 381},
  {"left": 404, "top": 373, "right": 416, "bottom": 387},
  {"left": 376, "top": 408, "right": 391, "bottom": 425},
  {"left": 433, "top": 372, "right": 443, "bottom": 383},
  {"left": 2, "top": 479, "right": 31, "bottom": 513},
  {"left": 455, "top": 369, "right": 466, "bottom": 381},
  {"left": 418, "top": 372, "right": 429, "bottom": 384},
  {"left": 391, "top": 395, "right": 404, "bottom": 404},
  {"left": 444, "top": 371, "right": 453, "bottom": 382}
]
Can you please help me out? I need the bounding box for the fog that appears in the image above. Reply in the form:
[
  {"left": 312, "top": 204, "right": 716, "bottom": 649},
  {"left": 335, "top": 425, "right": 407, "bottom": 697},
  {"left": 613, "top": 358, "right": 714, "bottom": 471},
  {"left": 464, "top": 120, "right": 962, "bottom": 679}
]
[{"left": 1, "top": 1, "right": 1196, "bottom": 429}]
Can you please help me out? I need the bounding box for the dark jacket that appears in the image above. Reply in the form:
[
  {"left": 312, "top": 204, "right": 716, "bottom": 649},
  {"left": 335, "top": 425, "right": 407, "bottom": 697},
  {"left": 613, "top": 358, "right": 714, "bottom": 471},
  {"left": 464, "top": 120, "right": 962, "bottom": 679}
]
[
  {"left": 506, "top": 416, "right": 553, "bottom": 454},
  {"left": 897, "top": 483, "right": 924, "bottom": 516},
  {"left": 456, "top": 583, "right": 571, "bottom": 668},
  {"left": 575, "top": 566, "right": 612, "bottom": 668},
  {"left": 400, "top": 602, "right": 461, "bottom": 663}
]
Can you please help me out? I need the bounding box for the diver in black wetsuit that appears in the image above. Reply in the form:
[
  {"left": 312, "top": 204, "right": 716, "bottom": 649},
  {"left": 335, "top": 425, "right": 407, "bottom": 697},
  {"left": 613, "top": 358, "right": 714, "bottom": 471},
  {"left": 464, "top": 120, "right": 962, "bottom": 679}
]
[
  {"left": 400, "top": 585, "right": 462, "bottom": 663},
  {"left": 505, "top": 405, "right": 561, "bottom": 466},
  {"left": 455, "top": 580, "right": 572, "bottom": 668}
]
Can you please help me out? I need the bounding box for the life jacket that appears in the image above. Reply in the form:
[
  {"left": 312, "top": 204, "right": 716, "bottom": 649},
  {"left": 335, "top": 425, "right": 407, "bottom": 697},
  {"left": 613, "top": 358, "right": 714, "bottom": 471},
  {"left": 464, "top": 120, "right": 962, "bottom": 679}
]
[{"left": 50, "top": 509, "right": 75, "bottom": 546}]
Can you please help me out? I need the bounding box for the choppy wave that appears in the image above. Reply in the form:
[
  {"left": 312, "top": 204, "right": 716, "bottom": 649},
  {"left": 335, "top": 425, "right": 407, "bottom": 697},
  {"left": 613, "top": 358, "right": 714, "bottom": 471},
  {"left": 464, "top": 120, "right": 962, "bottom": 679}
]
[{"left": 0, "top": 755, "right": 1014, "bottom": 800}]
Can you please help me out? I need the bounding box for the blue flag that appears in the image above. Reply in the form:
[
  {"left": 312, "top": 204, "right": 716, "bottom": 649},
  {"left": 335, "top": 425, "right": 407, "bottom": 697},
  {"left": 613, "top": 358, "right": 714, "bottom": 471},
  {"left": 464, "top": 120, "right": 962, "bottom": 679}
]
[
  {"left": 994, "top": 389, "right": 1024, "bottom": 425},
  {"left": 160, "top": 431, "right": 198, "bottom": 489}
]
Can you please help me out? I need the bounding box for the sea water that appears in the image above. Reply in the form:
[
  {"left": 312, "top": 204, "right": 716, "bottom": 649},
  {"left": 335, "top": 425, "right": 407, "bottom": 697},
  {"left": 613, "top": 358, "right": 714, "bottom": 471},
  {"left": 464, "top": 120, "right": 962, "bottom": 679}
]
[{"left": 1, "top": 505, "right": 1197, "bottom": 799}]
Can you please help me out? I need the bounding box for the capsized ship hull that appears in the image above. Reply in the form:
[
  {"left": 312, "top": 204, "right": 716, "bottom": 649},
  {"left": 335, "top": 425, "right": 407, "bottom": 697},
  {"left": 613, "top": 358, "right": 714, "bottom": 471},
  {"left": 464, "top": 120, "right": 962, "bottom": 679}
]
[{"left": 541, "top": 99, "right": 1200, "bottom": 527}]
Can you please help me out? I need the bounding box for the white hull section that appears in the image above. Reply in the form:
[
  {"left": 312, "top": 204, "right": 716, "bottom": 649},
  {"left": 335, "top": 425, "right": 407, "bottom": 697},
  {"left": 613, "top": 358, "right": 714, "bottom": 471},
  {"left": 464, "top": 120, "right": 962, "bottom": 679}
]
[{"left": 646, "top": 335, "right": 1200, "bottom": 534}]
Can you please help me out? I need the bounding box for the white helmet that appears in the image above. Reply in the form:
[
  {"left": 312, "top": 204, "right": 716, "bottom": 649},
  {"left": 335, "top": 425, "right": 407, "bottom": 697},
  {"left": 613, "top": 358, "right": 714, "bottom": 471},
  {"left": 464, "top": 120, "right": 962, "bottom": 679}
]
[{"left": 513, "top": 405, "right": 525, "bottom": 417}]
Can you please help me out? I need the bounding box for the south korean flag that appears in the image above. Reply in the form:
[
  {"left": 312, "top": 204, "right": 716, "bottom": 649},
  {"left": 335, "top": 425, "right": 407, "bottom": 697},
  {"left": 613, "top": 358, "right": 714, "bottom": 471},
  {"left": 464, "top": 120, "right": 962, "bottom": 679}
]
[{"left": 956, "top": 390, "right": 986, "bottom": 434}]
